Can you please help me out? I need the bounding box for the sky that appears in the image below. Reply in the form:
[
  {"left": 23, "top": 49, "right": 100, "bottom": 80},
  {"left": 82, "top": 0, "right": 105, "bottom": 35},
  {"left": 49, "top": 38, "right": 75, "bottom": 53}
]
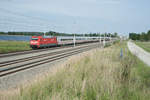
[{"left": 0, "top": 0, "right": 150, "bottom": 35}]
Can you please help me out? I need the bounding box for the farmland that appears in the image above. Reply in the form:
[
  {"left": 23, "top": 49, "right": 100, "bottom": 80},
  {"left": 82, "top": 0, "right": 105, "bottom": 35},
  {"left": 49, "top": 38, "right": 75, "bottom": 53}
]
[
  {"left": 135, "top": 41, "right": 150, "bottom": 52},
  {"left": 0, "top": 41, "right": 31, "bottom": 53}
]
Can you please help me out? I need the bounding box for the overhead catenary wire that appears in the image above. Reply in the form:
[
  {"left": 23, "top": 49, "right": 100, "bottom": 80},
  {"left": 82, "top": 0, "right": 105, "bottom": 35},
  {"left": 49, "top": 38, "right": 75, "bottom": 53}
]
[
  {"left": 0, "top": 7, "right": 52, "bottom": 25},
  {"left": 0, "top": 7, "right": 92, "bottom": 34},
  {"left": 0, "top": 7, "right": 62, "bottom": 32},
  {"left": 0, "top": 7, "right": 104, "bottom": 35}
]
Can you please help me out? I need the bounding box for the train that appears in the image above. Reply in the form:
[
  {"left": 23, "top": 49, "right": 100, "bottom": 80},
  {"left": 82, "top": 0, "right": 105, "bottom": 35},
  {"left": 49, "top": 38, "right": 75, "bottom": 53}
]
[{"left": 30, "top": 35, "right": 108, "bottom": 49}]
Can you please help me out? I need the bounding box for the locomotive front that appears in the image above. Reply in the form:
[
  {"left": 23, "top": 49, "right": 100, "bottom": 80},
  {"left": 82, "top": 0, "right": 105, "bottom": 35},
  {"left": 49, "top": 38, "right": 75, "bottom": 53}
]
[{"left": 30, "top": 36, "right": 41, "bottom": 49}]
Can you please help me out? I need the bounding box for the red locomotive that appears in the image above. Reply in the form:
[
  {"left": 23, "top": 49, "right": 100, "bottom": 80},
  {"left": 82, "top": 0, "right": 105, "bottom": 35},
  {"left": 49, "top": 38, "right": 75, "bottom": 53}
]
[{"left": 30, "top": 36, "right": 58, "bottom": 49}]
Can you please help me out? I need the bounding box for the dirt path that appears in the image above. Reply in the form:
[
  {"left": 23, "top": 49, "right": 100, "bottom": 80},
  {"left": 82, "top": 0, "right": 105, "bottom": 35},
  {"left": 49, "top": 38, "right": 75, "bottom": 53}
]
[{"left": 128, "top": 41, "right": 150, "bottom": 66}]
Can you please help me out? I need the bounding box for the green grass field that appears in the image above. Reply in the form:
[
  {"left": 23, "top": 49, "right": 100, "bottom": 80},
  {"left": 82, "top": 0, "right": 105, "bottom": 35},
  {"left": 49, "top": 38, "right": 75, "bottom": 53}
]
[
  {"left": 0, "top": 41, "right": 31, "bottom": 53},
  {"left": 135, "top": 41, "right": 150, "bottom": 52},
  {"left": 1, "top": 41, "right": 150, "bottom": 100}
]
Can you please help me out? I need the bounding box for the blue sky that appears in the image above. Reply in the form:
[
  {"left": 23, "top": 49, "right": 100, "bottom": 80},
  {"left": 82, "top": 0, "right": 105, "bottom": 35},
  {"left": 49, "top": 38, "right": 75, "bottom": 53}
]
[{"left": 0, "top": 0, "right": 150, "bottom": 35}]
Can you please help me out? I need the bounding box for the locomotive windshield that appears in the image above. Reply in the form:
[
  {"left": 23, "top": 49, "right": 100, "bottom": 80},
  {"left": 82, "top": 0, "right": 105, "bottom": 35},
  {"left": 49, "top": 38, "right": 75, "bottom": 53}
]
[{"left": 32, "top": 38, "right": 38, "bottom": 41}]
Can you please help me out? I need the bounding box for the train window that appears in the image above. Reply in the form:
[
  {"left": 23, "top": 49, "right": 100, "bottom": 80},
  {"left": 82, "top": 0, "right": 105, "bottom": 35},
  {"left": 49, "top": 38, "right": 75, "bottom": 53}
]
[{"left": 32, "top": 38, "right": 38, "bottom": 41}]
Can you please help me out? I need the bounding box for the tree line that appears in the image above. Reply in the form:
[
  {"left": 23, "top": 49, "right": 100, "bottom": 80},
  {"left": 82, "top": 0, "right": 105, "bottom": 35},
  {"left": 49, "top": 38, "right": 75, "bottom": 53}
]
[
  {"left": 0, "top": 31, "right": 118, "bottom": 37},
  {"left": 129, "top": 30, "right": 150, "bottom": 41}
]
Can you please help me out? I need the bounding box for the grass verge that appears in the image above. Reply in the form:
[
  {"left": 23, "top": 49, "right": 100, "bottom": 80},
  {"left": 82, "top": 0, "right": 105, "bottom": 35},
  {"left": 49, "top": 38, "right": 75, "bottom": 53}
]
[
  {"left": 0, "top": 41, "right": 31, "bottom": 53},
  {"left": 135, "top": 41, "right": 150, "bottom": 52},
  {"left": 1, "top": 41, "right": 150, "bottom": 100}
]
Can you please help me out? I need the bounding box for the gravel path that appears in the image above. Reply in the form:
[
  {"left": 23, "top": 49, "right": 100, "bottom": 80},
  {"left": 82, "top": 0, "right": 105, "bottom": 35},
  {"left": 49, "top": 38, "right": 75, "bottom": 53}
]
[{"left": 128, "top": 41, "right": 150, "bottom": 66}]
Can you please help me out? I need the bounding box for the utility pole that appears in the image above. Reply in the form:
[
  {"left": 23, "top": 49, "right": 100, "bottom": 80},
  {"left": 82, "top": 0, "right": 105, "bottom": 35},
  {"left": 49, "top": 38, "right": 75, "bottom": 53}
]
[
  {"left": 83, "top": 33, "right": 85, "bottom": 40},
  {"left": 74, "top": 33, "right": 76, "bottom": 47},
  {"left": 44, "top": 32, "right": 46, "bottom": 37},
  {"left": 73, "top": 20, "right": 76, "bottom": 47},
  {"left": 109, "top": 33, "right": 111, "bottom": 44},
  {"left": 103, "top": 33, "right": 106, "bottom": 47},
  {"left": 99, "top": 33, "right": 101, "bottom": 44}
]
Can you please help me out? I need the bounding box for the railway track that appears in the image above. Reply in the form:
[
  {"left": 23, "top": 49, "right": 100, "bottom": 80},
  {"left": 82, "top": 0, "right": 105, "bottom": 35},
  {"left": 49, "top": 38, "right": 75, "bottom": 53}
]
[
  {"left": 0, "top": 44, "right": 94, "bottom": 66},
  {"left": 0, "top": 43, "right": 100, "bottom": 77},
  {"left": 0, "top": 42, "right": 98, "bottom": 58},
  {"left": 0, "top": 45, "right": 69, "bottom": 58}
]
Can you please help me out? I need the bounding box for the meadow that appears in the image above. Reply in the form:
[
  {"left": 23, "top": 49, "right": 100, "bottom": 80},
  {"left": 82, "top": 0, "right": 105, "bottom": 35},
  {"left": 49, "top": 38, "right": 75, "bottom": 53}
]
[
  {"left": 0, "top": 41, "right": 31, "bottom": 53},
  {"left": 1, "top": 41, "right": 150, "bottom": 100},
  {"left": 135, "top": 41, "right": 150, "bottom": 52}
]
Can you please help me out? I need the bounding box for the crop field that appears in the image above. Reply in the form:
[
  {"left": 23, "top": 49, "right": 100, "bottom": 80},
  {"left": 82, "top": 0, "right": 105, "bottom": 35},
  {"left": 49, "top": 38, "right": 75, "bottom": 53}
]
[
  {"left": 135, "top": 41, "right": 150, "bottom": 52},
  {"left": 0, "top": 41, "right": 31, "bottom": 53},
  {"left": 1, "top": 41, "right": 150, "bottom": 100}
]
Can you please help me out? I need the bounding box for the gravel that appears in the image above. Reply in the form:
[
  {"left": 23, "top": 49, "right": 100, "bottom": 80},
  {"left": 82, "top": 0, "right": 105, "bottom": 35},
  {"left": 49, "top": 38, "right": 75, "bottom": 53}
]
[
  {"left": 128, "top": 41, "right": 150, "bottom": 66},
  {"left": 0, "top": 57, "right": 68, "bottom": 91},
  {"left": 0, "top": 43, "right": 101, "bottom": 91}
]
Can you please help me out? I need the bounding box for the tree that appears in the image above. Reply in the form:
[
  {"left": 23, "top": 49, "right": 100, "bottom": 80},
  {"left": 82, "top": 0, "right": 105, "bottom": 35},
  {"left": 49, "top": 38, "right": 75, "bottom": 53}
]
[
  {"left": 114, "top": 32, "right": 118, "bottom": 37},
  {"left": 147, "top": 30, "right": 150, "bottom": 41},
  {"left": 140, "top": 32, "right": 146, "bottom": 41},
  {"left": 129, "top": 30, "right": 150, "bottom": 41}
]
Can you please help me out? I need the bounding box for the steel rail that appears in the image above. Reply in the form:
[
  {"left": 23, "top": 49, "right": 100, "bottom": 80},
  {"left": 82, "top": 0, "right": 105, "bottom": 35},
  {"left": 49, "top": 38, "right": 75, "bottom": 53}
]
[
  {"left": 0, "top": 44, "right": 99, "bottom": 77},
  {"left": 0, "top": 45, "right": 69, "bottom": 58},
  {"left": 0, "top": 42, "right": 98, "bottom": 58},
  {"left": 0, "top": 43, "right": 96, "bottom": 67},
  {"left": 0, "top": 44, "right": 97, "bottom": 71}
]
